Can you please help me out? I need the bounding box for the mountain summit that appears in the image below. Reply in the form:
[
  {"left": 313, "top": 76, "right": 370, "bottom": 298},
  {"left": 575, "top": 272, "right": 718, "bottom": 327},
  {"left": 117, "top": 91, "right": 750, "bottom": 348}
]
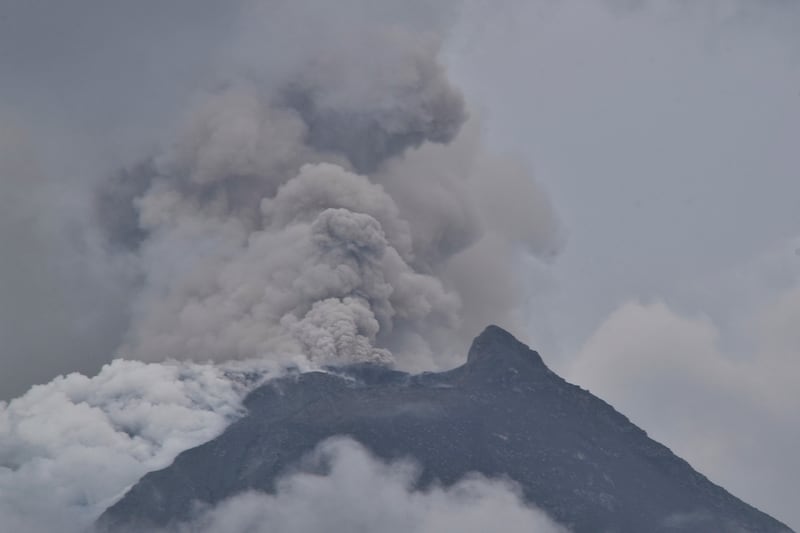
[{"left": 99, "top": 326, "right": 791, "bottom": 532}]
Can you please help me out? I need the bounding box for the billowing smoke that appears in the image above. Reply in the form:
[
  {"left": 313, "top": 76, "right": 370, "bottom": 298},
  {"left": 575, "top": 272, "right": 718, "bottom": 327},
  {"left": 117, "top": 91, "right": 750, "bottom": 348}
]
[
  {"left": 0, "top": 1, "right": 561, "bottom": 531},
  {"left": 0, "top": 358, "right": 268, "bottom": 533},
  {"left": 98, "top": 5, "right": 560, "bottom": 371},
  {"left": 0, "top": 0, "right": 559, "bottom": 394}
]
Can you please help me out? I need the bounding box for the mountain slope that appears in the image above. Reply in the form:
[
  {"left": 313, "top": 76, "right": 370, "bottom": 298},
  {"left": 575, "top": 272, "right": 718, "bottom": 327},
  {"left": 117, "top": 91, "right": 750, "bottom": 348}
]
[{"left": 98, "top": 326, "right": 791, "bottom": 532}]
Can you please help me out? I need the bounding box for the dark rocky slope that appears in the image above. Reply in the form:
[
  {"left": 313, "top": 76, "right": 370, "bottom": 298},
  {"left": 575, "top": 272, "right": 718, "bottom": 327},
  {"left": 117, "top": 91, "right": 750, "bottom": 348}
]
[{"left": 99, "top": 326, "right": 791, "bottom": 532}]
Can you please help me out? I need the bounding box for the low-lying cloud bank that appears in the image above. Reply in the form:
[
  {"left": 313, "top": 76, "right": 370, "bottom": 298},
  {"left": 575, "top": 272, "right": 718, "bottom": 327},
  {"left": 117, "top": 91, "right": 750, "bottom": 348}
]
[{"left": 163, "top": 438, "right": 567, "bottom": 533}]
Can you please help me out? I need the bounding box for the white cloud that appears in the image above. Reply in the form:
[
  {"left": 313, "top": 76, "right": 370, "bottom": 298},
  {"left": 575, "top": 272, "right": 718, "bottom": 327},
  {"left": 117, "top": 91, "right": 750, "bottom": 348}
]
[
  {"left": 567, "top": 285, "right": 800, "bottom": 528},
  {"left": 176, "top": 438, "right": 568, "bottom": 533},
  {"left": 0, "top": 359, "right": 265, "bottom": 533}
]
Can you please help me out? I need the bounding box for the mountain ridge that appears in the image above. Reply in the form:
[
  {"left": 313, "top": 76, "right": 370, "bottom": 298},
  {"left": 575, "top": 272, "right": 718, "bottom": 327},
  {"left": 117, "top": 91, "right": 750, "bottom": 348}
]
[{"left": 98, "top": 326, "right": 792, "bottom": 532}]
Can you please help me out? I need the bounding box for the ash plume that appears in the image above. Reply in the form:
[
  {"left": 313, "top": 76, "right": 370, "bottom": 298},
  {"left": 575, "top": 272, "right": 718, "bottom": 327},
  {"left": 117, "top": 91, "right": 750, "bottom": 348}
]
[
  {"left": 0, "top": 1, "right": 560, "bottom": 530},
  {"left": 97, "top": 3, "right": 560, "bottom": 371}
]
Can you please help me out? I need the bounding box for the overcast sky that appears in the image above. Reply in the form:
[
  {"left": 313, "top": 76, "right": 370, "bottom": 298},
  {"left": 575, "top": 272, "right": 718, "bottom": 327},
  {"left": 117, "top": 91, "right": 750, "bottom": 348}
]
[
  {"left": 447, "top": 1, "right": 800, "bottom": 527},
  {"left": 1, "top": 0, "right": 798, "bottom": 530}
]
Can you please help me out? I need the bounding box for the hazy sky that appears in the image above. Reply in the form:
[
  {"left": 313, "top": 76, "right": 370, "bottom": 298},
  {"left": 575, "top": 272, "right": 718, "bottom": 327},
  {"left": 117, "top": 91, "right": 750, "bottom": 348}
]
[
  {"left": 447, "top": 1, "right": 800, "bottom": 527},
  {"left": 0, "top": 0, "right": 798, "bottom": 530}
]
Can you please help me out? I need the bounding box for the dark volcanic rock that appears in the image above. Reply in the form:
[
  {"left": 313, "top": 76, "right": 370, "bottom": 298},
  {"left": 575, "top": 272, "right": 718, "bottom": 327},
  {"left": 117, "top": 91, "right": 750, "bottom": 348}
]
[{"left": 98, "top": 326, "right": 791, "bottom": 532}]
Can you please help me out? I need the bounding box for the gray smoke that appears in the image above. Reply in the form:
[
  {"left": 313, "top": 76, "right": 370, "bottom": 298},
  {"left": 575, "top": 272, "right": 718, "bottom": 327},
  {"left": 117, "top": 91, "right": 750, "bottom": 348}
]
[
  {"left": 0, "top": 2, "right": 561, "bottom": 530},
  {"left": 0, "top": 0, "right": 559, "bottom": 395},
  {"left": 97, "top": 2, "right": 560, "bottom": 371}
]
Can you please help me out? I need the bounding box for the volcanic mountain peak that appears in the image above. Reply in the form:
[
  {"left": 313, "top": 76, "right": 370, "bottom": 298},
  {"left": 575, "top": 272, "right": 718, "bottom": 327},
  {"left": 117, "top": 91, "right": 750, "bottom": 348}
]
[
  {"left": 99, "top": 326, "right": 792, "bottom": 533},
  {"left": 466, "top": 324, "right": 547, "bottom": 374}
]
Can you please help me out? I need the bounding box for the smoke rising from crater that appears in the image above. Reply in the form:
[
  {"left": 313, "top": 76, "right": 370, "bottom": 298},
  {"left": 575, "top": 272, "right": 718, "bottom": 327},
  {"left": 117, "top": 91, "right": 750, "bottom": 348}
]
[
  {"left": 98, "top": 2, "right": 560, "bottom": 370},
  {"left": 0, "top": 1, "right": 561, "bottom": 530}
]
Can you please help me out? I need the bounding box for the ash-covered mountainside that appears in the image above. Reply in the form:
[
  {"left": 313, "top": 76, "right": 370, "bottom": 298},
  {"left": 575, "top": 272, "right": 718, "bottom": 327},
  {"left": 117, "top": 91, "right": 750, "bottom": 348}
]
[{"left": 99, "top": 326, "right": 791, "bottom": 533}]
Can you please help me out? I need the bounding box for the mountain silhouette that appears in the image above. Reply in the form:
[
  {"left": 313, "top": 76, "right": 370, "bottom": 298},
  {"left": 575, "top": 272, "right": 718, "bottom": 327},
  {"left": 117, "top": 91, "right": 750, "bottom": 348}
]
[{"left": 99, "top": 326, "right": 791, "bottom": 532}]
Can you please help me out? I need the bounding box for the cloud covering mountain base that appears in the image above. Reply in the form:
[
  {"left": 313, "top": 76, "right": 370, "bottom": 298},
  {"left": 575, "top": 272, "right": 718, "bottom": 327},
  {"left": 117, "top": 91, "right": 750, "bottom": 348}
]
[{"left": 161, "top": 438, "right": 566, "bottom": 533}]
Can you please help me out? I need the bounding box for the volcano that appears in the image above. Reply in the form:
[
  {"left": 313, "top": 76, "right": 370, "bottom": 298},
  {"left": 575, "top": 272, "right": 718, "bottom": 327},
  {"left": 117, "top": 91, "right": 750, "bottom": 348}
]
[{"left": 98, "top": 326, "right": 791, "bottom": 532}]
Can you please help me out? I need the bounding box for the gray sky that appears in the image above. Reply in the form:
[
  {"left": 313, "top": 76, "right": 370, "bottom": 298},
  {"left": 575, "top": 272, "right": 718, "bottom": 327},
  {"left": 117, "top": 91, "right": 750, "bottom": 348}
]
[
  {"left": 0, "top": 0, "right": 798, "bottom": 530},
  {"left": 447, "top": 1, "right": 800, "bottom": 527}
]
